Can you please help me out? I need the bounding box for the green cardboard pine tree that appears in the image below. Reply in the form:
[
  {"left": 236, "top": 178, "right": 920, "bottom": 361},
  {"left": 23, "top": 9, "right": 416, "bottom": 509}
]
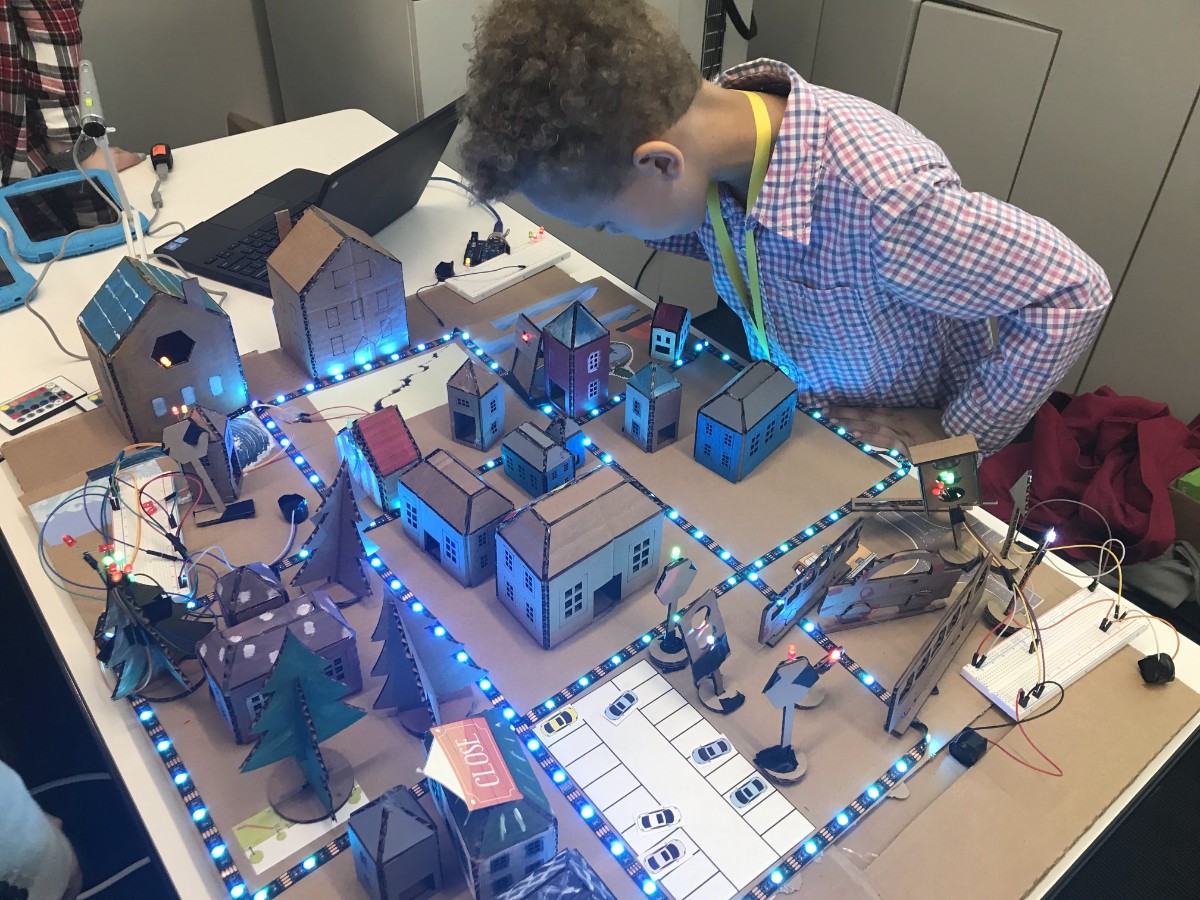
[
  {"left": 292, "top": 461, "right": 372, "bottom": 602},
  {"left": 370, "top": 594, "right": 438, "bottom": 735},
  {"left": 241, "top": 630, "right": 367, "bottom": 821}
]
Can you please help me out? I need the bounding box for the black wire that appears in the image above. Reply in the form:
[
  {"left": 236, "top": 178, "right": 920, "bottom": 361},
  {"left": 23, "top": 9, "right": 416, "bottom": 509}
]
[
  {"left": 970, "top": 680, "right": 1066, "bottom": 731},
  {"left": 415, "top": 264, "right": 530, "bottom": 328},
  {"left": 428, "top": 176, "right": 503, "bottom": 232},
  {"left": 633, "top": 249, "right": 658, "bottom": 293}
]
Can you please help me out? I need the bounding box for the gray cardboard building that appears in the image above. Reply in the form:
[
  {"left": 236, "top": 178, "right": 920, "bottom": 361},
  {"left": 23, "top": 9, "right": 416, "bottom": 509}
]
[
  {"left": 623, "top": 363, "right": 682, "bottom": 453},
  {"left": 396, "top": 449, "right": 515, "bottom": 587},
  {"left": 198, "top": 590, "right": 362, "bottom": 743},
  {"left": 495, "top": 466, "right": 663, "bottom": 649},
  {"left": 214, "top": 563, "right": 288, "bottom": 626},
  {"left": 447, "top": 359, "right": 505, "bottom": 451},
  {"left": 694, "top": 360, "right": 798, "bottom": 482},
  {"left": 348, "top": 786, "right": 442, "bottom": 900},
  {"left": 496, "top": 848, "right": 617, "bottom": 900},
  {"left": 543, "top": 416, "right": 588, "bottom": 468},
  {"left": 500, "top": 423, "right": 575, "bottom": 498}
]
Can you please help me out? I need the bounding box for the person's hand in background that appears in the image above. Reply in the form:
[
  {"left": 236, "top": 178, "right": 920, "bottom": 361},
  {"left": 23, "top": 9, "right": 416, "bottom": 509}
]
[{"left": 80, "top": 145, "right": 142, "bottom": 171}]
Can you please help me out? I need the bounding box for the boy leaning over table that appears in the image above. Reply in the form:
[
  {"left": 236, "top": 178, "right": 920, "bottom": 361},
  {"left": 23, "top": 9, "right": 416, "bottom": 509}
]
[{"left": 456, "top": 0, "right": 1110, "bottom": 455}]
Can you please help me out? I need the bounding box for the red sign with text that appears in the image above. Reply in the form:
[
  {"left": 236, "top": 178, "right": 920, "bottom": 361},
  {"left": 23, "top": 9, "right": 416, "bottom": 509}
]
[{"left": 429, "top": 717, "right": 523, "bottom": 810}]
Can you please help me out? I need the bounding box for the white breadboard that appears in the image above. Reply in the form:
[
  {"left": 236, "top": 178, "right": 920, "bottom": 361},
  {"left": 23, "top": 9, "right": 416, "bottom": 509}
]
[
  {"left": 104, "top": 461, "right": 186, "bottom": 594},
  {"left": 445, "top": 236, "right": 571, "bottom": 302},
  {"left": 961, "top": 587, "right": 1146, "bottom": 718}
]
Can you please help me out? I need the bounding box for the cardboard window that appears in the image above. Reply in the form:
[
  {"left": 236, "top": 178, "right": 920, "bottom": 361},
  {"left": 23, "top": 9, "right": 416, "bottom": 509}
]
[
  {"left": 376, "top": 290, "right": 389, "bottom": 311},
  {"left": 152, "top": 397, "right": 167, "bottom": 416},
  {"left": 181, "top": 385, "right": 196, "bottom": 406},
  {"left": 326, "top": 307, "right": 340, "bottom": 328},
  {"left": 331, "top": 335, "right": 345, "bottom": 354},
  {"left": 352, "top": 299, "right": 364, "bottom": 320},
  {"left": 208, "top": 375, "right": 223, "bottom": 396}
]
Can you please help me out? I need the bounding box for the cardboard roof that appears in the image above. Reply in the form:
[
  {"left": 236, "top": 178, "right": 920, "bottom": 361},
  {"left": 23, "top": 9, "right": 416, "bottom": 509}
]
[
  {"left": 763, "top": 657, "right": 820, "bottom": 707},
  {"left": 651, "top": 300, "right": 689, "bottom": 334},
  {"left": 266, "top": 206, "right": 401, "bottom": 295},
  {"left": 215, "top": 563, "right": 287, "bottom": 616},
  {"left": 543, "top": 416, "right": 581, "bottom": 446},
  {"left": 398, "top": 448, "right": 514, "bottom": 535},
  {"left": 909, "top": 434, "right": 980, "bottom": 465},
  {"left": 543, "top": 299, "right": 607, "bottom": 349},
  {"left": 497, "top": 465, "right": 661, "bottom": 581},
  {"left": 502, "top": 423, "right": 573, "bottom": 474},
  {"left": 698, "top": 360, "right": 797, "bottom": 433},
  {"left": 352, "top": 406, "right": 421, "bottom": 477},
  {"left": 447, "top": 358, "right": 502, "bottom": 397},
  {"left": 79, "top": 257, "right": 224, "bottom": 355},
  {"left": 627, "top": 363, "right": 681, "bottom": 399},
  {"left": 198, "top": 591, "right": 353, "bottom": 692},
  {"left": 425, "top": 707, "right": 554, "bottom": 860},
  {"left": 497, "top": 848, "right": 617, "bottom": 900},
  {"left": 348, "top": 786, "right": 436, "bottom": 860}
]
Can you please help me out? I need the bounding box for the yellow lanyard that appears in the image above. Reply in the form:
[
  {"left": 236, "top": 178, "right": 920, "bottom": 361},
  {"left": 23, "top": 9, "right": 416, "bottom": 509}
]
[{"left": 707, "top": 91, "right": 773, "bottom": 360}]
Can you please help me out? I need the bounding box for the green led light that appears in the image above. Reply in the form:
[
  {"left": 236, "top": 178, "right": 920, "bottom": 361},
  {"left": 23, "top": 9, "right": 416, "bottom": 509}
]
[
  {"left": 672, "top": 613, "right": 681, "bottom": 623},
  {"left": 113, "top": 549, "right": 125, "bottom": 562},
  {"left": 671, "top": 546, "right": 681, "bottom": 560},
  {"left": 101, "top": 555, "right": 113, "bottom": 568},
  {"left": 937, "top": 470, "right": 956, "bottom": 485}
]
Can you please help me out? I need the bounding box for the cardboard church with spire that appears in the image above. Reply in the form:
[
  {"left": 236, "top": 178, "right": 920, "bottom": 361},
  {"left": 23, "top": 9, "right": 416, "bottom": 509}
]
[
  {"left": 623, "top": 362, "right": 682, "bottom": 452},
  {"left": 542, "top": 289, "right": 610, "bottom": 417},
  {"left": 446, "top": 358, "right": 505, "bottom": 451}
]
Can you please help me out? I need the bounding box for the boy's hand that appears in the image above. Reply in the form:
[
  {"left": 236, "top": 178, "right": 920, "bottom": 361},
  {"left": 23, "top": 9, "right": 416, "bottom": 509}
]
[
  {"left": 81, "top": 144, "right": 143, "bottom": 172},
  {"left": 820, "top": 406, "right": 946, "bottom": 458}
]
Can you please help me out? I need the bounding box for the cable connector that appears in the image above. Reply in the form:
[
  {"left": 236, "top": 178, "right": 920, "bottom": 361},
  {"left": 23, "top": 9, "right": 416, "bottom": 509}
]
[
  {"left": 165, "top": 533, "right": 189, "bottom": 559},
  {"left": 970, "top": 653, "right": 986, "bottom": 668},
  {"left": 1030, "top": 682, "right": 1047, "bottom": 699},
  {"left": 1018, "top": 689, "right": 1032, "bottom": 709},
  {"left": 1099, "top": 617, "right": 1112, "bottom": 632}
]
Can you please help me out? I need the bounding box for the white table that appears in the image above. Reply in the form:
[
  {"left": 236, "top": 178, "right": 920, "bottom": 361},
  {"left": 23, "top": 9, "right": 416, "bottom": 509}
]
[{"left": 1, "top": 109, "right": 1195, "bottom": 899}]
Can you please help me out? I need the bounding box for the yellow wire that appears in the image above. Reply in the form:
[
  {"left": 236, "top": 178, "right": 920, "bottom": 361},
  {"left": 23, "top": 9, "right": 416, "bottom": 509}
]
[{"left": 1051, "top": 543, "right": 1123, "bottom": 617}]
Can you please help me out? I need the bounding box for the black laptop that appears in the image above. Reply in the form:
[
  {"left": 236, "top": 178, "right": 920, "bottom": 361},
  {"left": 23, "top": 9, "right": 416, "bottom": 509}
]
[{"left": 156, "top": 99, "right": 460, "bottom": 295}]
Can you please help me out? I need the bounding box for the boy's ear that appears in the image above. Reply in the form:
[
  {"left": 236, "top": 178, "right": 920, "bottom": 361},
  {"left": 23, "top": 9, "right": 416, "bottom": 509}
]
[{"left": 632, "top": 141, "right": 684, "bottom": 180}]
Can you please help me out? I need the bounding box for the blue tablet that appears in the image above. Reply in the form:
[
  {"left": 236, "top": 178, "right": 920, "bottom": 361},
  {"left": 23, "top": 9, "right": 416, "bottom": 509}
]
[
  {"left": 0, "top": 169, "right": 150, "bottom": 263},
  {"left": 0, "top": 237, "right": 35, "bottom": 312}
]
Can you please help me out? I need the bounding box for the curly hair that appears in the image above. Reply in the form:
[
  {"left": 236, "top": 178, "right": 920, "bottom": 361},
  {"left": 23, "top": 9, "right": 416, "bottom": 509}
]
[{"left": 459, "top": 0, "right": 701, "bottom": 201}]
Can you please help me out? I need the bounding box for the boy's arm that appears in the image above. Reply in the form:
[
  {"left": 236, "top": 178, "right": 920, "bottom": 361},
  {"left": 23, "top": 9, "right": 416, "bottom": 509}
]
[
  {"left": 15, "top": 0, "right": 85, "bottom": 152},
  {"left": 645, "top": 232, "right": 709, "bottom": 261},
  {"left": 870, "top": 167, "right": 1111, "bottom": 452}
]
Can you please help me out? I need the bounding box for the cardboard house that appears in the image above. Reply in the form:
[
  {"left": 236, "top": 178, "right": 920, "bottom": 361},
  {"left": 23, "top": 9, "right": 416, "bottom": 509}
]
[
  {"left": 649, "top": 299, "right": 691, "bottom": 363},
  {"left": 78, "top": 257, "right": 249, "bottom": 443},
  {"left": 164, "top": 406, "right": 242, "bottom": 507},
  {"left": 694, "top": 360, "right": 798, "bottom": 482},
  {"left": 268, "top": 207, "right": 408, "bottom": 379},
  {"left": 496, "top": 466, "right": 663, "bottom": 649},
  {"left": 543, "top": 416, "right": 588, "bottom": 469},
  {"left": 496, "top": 848, "right": 617, "bottom": 900},
  {"left": 500, "top": 423, "right": 575, "bottom": 498},
  {"left": 395, "top": 449, "right": 515, "bottom": 587},
  {"left": 542, "top": 301, "right": 609, "bottom": 417},
  {"left": 336, "top": 406, "right": 422, "bottom": 511},
  {"left": 447, "top": 359, "right": 505, "bottom": 452},
  {"left": 623, "top": 363, "right": 682, "bottom": 453},
  {"left": 198, "top": 590, "right": 362, "bottom": 743},
  {"left": 348, "top": 786, "right": 442, "bottom": 900},
  {"left": 214, "top": 563, "right": 288, "bottom": 626},
  {"left": 425, "top": 710, "right": 557, "bottom": 899}
]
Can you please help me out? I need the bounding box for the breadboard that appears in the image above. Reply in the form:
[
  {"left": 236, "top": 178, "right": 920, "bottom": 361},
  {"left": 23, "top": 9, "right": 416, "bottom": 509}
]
[
  {"left": 444, "top": 235, "right": 571, "bottom": 302},
  {"left": 104, "top": 460, "right": 186, "bottom": 595},
  {"left": 961, "top": 587, "right": 1146, "bottom": 718}
]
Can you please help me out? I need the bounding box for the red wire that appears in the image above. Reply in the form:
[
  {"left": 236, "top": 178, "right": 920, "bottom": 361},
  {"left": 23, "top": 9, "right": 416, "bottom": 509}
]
[
  {"left": 135, "top": 470, "right": 205, "bottom": 531},
  {"left": 985, "top": 688, "right": 1063, "bottom": 777}
]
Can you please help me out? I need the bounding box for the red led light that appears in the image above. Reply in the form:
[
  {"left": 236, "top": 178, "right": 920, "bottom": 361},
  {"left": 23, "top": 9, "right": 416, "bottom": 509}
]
[
  {"left": 521, "top": 332, "right": 531, "bottom": 343},
  {"left": 787, "top": 644, "right": 797, "bottom": 661},
  {"left": 62, "top": 535, "right": 76, "bottom": 547},
  {"left": 829, "top": 648, "right": 843, "bottom": 662},
  {"left": 142, "top": 500, "right": 158, "bottom": 515}
]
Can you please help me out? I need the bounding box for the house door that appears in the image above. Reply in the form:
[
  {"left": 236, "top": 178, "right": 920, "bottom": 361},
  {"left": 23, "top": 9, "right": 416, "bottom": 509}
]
[
  {"left": 423, "top": 532, "right": 441, "bottom": 561},
  {"left": 452, "top": 411, "right": 476, "bottom": 442},
  {"left": 593, "top": 574, "right": 622, "bottom": 617}
]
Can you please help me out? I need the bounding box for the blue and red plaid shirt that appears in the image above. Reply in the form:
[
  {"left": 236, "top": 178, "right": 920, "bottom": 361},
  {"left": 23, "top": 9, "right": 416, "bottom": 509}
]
[{"left": 650, "top": 60, "right": 1111, "bottom": 452}]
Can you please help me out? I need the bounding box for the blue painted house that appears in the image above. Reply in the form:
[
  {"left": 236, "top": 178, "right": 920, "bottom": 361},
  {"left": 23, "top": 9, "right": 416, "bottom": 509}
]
[
  {"left": 694, "top": 360, "right": 798, "bottom": 482},
  {"left": 500, "top": 423, "right": 574, "bottom": 498}
]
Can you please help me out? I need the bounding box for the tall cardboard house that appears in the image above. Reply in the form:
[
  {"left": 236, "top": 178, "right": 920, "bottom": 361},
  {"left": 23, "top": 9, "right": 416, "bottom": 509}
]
[
  {"left": 348, "top": 786, "right": 442, "bottom": 900},
  {"left": 395, "top": 449, "right": 514, "bottom": 587},
  {"left": 649, "top": 299, "right": 691, "bottom": 363},
  {"left": 500, "top": 423, "right": 575, "bottom": 498},
  {"left": 198, "top": 590, "right": 361, "bottom": 743},
  {"left": 496, "top": 466, "right": 663, "bottom": 649},
  {"left": 542, "top": 301, "right": 609, "bottom": 417},
  {"left": 268, "top": 207, "right": 408, "bottom": 379},
  {"left": 543, "top": 416, "right": 588, "bottom": 469},
  {"left": 337, "top": 406, "right": 422, "bottom": 511},
  {"left": 623, "top": 363, "right": 682, "bottom": 452},
  {"left": 694, "top": 360, "right": 798, "bottom": 483},
  {"left": 78, "top": 257, "right": 249, "bottom": 443},
  {"left": 426, "top": 710, "right": 557, "bottom": 899},
  {"left": 447, "top": 359, "right": 505, "bottom": 451}
]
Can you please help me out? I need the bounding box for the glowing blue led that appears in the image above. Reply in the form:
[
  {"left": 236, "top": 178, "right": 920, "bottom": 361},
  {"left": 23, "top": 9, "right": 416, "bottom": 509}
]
[
  {"left": 581, "top": 804, "right": 595, "bottom": 819},
  {"left": 727, "top": 577, "right": 738, "bottom": 586},
  {"left": 611, "top": 842, "right": 625, "bottom": 856},
  {"left": 545, "top": 700, "right": 555, "bottom": 711},
  {"left": 542, "top": 404, "right": 554, "bottom": 415},
  {"left": 591, "top": 408, "right": 601, "bottom": 417},
  {"left": 779, "top": 543, "right": 789, "bottom": 552},
  {"left": 695, "top": 342, "right": 704, "bottom": 352},
  {"left": 304, "top": 383, "right": 315, "bottom": 392},
  {"left": 601, "top": 453, "right": 612, "bottom": 463},
  {"left": 255, "top": 890, "right": 269, "bottom": 900},
  {"left": 578, "top": 676, "right": 589, "bottom": 687},
  {"left": 836, "top": 812, "right": 849, "bottom": 827},
  {"left": 411, "top": 603, "right": 425, "bottom": 615},
  {"left": 489, "top": 361, "right": 500, "bottom": 370},
  {"left": 503, "top": 708, "right": 516, "bottom": 720},
  {"left": 417, "top": 343, "right": 427, "bottom": 351},
  {"left": 552, "top": 770, "right": 566, "bottom": 783},
  {"left": 362, "top": 363, "right": 373, "bottom": 371},
  {"left": 722, "top": 353, "right": 731, "bottom": 361},
  {"left": 755, "top": 559, "right": 764, "bottom": 568},
  {"left": 582, "top": 437, "right": 592, "bottom": 446},
  {"left": 668, "top": 509, "right": 679, "bottom": 520},
  {"left": 770, "top": 870, "right": 784, "bottom": 885},
  {"left": 613, "top": 395, "right": 622, "bottom": 402},
  {"left": 693, "top": 529, "right": 704, "bottom": 539},
  {"left": 302, "top": 855, "right": 317, "bottom": 871},
  {"left": 829, "top": 511, "right": 841, "bottom": 521},
  {"left": 867, "top": 785, "right": 880, "bottom": 800},
  {"left": 802, "top": 621, "right": 816, "bottom": 633},
  {"left": 308, "top": 473, "right": 320, "bottom": 484},
  {"left": 895, "top": 759, "right": 909, "bottom": 774},
  {"left": 211, "top": 843, "right": 227, "bottom": 859},
  {"left": 479, "top": 679, "right": 492, "bottom": 691},
  {"left": 642, "top": 634, "right": 653, "bottom": 644},
  {"left": 390, "top": 579, "right": 402, "bottom": 590},
  {"left": 804, "top": 841, "right": 818, "bottom": 855},
  {"left": 370, "top": 557, "right": 382, "bottom": 568},
  {"left": 527, "top": 738, "right": 540, "bottom": 751},
  {"left": 275, "top": 394, "right": 286, "bottom": 403},
  {"left": 862, "top": 674, "right": 875, "bottom": 686},
  {"left": 720, "top": 550, "right": 731, "bottom": 560},
  {"left": 442, "top": 333, "right": 452, "bottom": 341},
  {"left": 279, "top": 437, "right": 291, "bottom": 448},
  {"left": 610, "top": 654, "right": 622, "bottom": 666},
  {"left": 836, "top": 427, "right": 847, "bottom": 436},
  {"left": 434, "top": 625, "right": 446, "bottom": 637},
  {"left": 805, "top": 527, "right": 816, "bottom": 537},
  {"left": 139, "top": 709, "right": 154, "bottom": 722},
  {"left": 298, "top": 549, "right": 309, "bottom": 558},
  {"left": 174, "top": 771, "right": 189, "bottom": 785},
  {"left": 192, "top": 806, "right": 207, "bottom": 821},
  {"left": 455, "top": 651, "right": 469, "bottom": 663},
  {"left": 811, "top": 410, "right": 822, "bottom": 419},
  {"left": 475, "top": 348, "right": 484, "bottom": 356},
  {"left": 486, "top": 459, "right": 496, "bottom": 468},
  {"left": 390, "top": 353, "right": 400, "bottom": 361},
  {"left": 644, "top": 881, "right": 658, "bottom": 895},
  {"left": 461, "top": 331, "right": 471, "bottom": 340},
  {"left": 293, "top": 455, "right": 305, "bottom": 465},
  {"left": 897, "top": 468, "right": 908, "bottom": 477},
  {"left": 156, "top": 738, "right": 171, "bottom": 752},
  {"left": 230, "top": 885, "right": 246, "bottom": 899},
  {"left": 875, "top": 482, "right": 886, "bottom": 492},
  {"left": 334, "top": 373, "right": 344, "bottom": 381},
  {"left": 265, "top": 420, "right": 277, "bottom": 430},
  {"left": 675, "top": 358, "right": 683, "bottom": 366},
  {"left": 889, "top": 448, "right": 900, "bottom": 457},
  {"left": 748, "top": 572, "right": 759, "bottom": 582}
]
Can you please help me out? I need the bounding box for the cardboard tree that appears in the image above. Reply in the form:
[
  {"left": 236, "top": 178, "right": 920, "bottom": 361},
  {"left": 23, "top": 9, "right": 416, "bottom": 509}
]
[
  {"left": 98, "top": 577, "right": 212, "bottom": 701},
  {"left": 392, "top": 593, "right": 486, "bottom": 725},
  {"left": 370, "top": 594, "right": 438, "bottom": 736},
  {"left": 241, "top": 630, "right": 367, "bottom": 820},
  {"left": 293, "top": 461, "right": 372, "bottom": 601}
]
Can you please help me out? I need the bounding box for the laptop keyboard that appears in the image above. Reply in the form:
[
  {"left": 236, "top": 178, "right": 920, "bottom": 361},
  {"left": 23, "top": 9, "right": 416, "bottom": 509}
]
[{"left": 203, "top": 204, "right": 311, "bottom": 284}]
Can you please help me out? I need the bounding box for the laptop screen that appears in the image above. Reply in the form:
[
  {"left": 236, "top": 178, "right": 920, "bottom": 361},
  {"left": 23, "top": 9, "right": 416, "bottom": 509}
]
[{"left": 317, "top": 99, "right": 460, "bottom": 236}]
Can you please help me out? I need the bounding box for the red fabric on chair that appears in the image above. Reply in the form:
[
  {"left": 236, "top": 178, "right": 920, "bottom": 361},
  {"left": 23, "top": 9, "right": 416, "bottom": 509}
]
[{"left": 979, "top": 387, "right": 1200, "bottom": 565}]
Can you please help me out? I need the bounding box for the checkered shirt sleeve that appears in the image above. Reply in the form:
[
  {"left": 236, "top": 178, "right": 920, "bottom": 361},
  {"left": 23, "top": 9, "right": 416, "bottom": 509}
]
[
  {"left": 871, "top": 166, "right": 1111, "bottom": 452},
  {"left": 646, "top": 231, "right": 709, "bottom": 262}
]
